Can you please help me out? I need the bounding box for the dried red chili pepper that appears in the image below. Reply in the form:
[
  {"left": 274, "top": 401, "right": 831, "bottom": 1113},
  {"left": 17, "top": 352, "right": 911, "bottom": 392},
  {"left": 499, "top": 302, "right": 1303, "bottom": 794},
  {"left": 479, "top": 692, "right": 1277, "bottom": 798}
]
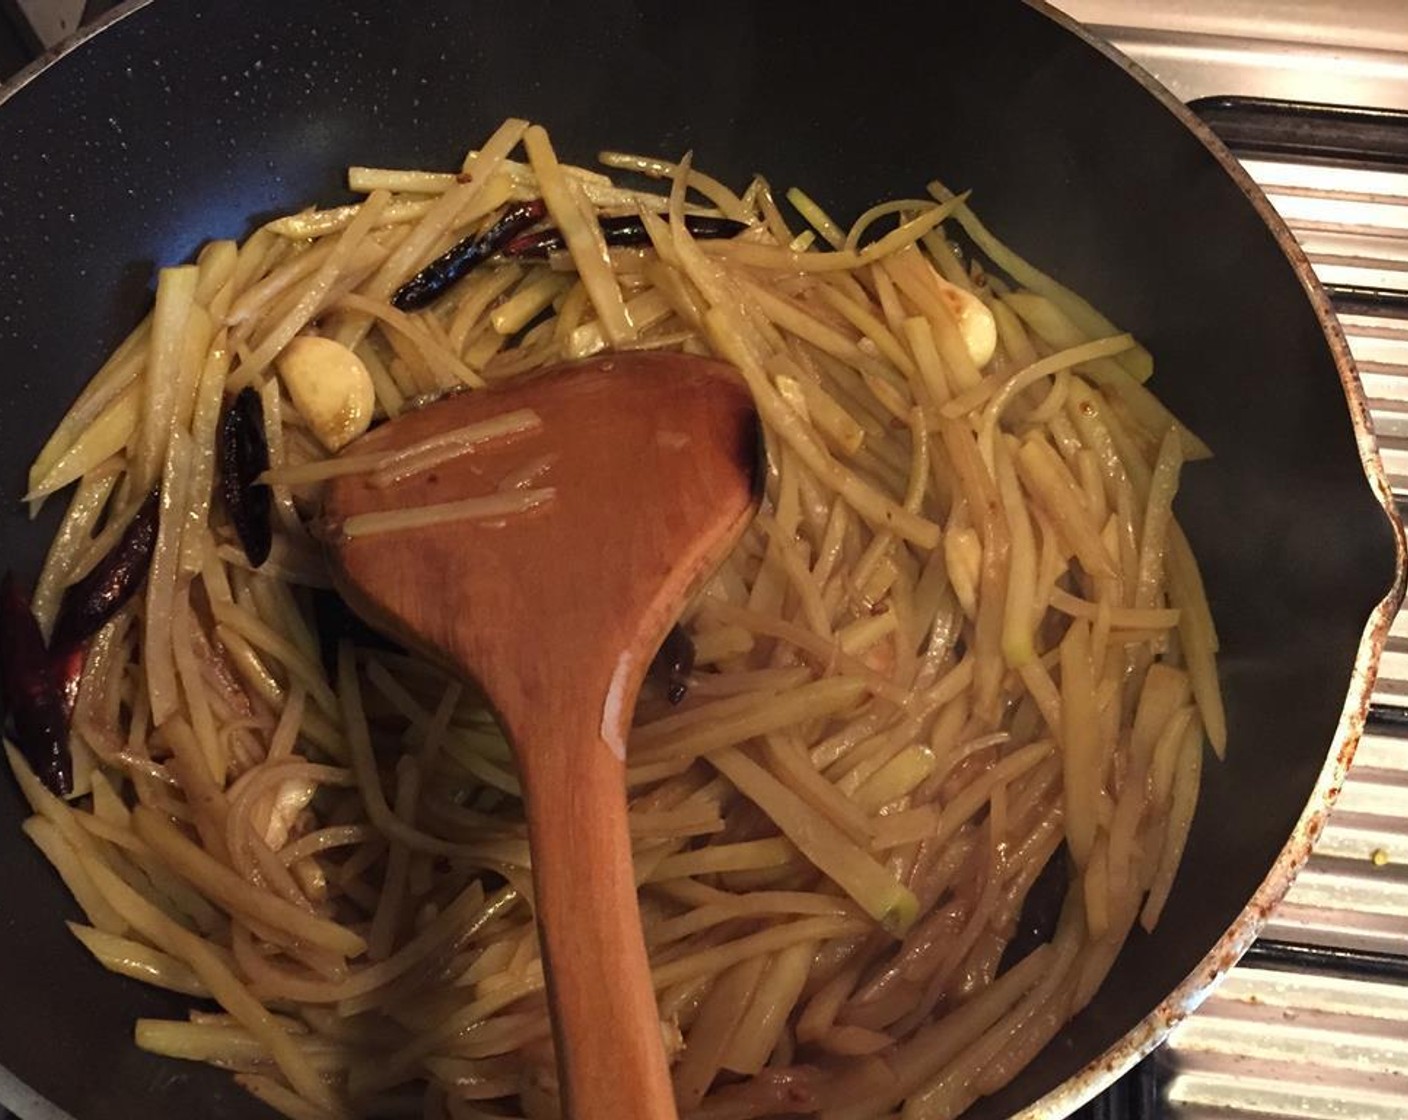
[
  {"left": 50, "top": 490, "right": 159, "bottom": 653},
  {"left": 218, "top": 386, "right": 272, "bottom": 568},
  {"left": 392, "top": 199, "right": 549, "bottom": 311},
  {"left": 0, "top": 574, "right": 72, "bottom": 796},
  {"left": 501, "top": 213, "right": 747, "bottom": 259}
]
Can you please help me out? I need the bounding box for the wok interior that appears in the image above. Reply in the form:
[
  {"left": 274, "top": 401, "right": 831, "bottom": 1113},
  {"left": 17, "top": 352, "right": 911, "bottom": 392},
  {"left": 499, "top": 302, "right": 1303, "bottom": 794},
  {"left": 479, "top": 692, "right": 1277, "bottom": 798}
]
[{"left": 0, "top": 2, "right": 1398, "bottom": 1117}]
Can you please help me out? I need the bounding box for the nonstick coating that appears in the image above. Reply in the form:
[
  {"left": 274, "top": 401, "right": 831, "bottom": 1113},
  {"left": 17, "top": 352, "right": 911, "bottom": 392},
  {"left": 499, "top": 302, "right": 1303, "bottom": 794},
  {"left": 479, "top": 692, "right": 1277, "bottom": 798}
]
[{"left": 0, "top": 2, "right": 1398, "bottom": 1118}]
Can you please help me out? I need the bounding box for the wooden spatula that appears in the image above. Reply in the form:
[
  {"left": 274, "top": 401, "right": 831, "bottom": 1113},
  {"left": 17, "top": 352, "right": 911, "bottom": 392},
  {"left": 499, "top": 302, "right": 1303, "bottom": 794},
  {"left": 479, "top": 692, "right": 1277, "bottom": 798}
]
[{"left": 322, "top": 351, "right": 761, "bottom": 1119}]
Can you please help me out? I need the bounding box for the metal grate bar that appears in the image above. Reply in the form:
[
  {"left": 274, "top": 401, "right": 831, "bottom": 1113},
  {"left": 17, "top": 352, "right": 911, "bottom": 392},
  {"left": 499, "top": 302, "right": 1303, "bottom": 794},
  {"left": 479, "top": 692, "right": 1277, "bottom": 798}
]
[
  {"left": 1244, "top": 939, "right": 1408, "bottom": 983},
  {"left": 1328, "top": 287, "right": 1408, "bottom": 317},
  {"left": 1194, "top": 97, "right": 1408, "bottom": 167}
]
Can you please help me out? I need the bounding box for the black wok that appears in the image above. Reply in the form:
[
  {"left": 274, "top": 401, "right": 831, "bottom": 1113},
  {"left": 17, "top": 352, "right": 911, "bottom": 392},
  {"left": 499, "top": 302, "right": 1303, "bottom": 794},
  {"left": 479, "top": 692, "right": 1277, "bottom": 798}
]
[{"left": 0, "top": 1, "right": 1401, "bottom": 1117}]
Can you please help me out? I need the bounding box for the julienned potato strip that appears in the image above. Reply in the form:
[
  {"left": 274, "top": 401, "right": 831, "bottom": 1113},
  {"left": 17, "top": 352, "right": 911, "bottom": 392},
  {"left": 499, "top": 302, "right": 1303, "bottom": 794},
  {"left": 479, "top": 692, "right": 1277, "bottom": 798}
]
[{"left": 8, "top": 117, "right": 1221, "bottom": 1120}]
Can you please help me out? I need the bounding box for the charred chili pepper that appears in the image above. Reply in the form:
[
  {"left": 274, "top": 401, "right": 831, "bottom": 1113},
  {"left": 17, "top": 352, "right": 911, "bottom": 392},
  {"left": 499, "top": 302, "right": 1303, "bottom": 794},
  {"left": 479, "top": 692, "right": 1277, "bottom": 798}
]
[
  {"left": 50, "top": 490, "right": 160, "bottom": 653},
  {"left": 218, "top": 386, "right": 272, "bottom": 568},
  {"left": 502, "top": 214, "right": 748, "bottom": 260},
  {"left": 649, "top": 624, "right": 696, "bottom": 705},
  {"left": 392, "top": 199, "right": 549, "bottom": 312},
  {"left": 0, "top": 574, "right": 73, "bottom": 796}
]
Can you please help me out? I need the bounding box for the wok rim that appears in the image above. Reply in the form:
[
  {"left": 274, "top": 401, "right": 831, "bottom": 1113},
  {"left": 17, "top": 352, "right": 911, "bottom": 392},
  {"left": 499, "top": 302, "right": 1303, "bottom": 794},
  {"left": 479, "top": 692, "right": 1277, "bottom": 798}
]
[
  {"left": 1008, "top": 2, "right": 1408, "bottom": 1117},
  {"left": 0, "top": 1, "right": 1403, "bottom": 1118}
]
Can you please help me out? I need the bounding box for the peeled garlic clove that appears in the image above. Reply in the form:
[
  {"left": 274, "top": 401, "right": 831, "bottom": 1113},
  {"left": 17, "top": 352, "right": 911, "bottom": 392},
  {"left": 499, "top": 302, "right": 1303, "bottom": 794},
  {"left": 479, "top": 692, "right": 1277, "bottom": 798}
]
[
  {"left": 935, "top": 279, "right": 998, "bottom": 369},
  {"left": 276, "top": 335, "right": 375, "bottom": 452}
]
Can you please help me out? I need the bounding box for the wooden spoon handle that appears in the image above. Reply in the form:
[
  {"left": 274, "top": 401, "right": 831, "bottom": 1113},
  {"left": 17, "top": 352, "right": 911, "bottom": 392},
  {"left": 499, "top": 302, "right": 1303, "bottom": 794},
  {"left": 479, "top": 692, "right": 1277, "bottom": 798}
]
[{"left": 520, "top": 724, "right": 678, "bottom": 1120}]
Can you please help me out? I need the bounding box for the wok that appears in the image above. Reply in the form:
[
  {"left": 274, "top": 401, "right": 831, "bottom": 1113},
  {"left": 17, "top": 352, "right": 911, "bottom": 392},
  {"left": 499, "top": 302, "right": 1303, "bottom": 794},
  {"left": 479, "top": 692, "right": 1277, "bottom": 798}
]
[{"left": 0, "top": 1, "right": 1401, "bottom": 1118}]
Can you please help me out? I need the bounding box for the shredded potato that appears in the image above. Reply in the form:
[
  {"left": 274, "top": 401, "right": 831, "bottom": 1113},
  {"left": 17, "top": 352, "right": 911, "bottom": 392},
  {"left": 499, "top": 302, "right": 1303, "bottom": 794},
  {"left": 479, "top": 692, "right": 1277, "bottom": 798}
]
[{"left": 10, "top": 120, "right": 1221, "bottom": 1120}]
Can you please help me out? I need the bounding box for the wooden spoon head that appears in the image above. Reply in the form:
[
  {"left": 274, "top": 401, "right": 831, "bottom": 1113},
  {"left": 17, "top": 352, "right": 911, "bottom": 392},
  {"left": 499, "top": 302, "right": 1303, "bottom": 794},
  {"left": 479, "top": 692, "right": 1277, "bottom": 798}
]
[{"left": 323, "top": 351, "right": 761, "bottom": 751}]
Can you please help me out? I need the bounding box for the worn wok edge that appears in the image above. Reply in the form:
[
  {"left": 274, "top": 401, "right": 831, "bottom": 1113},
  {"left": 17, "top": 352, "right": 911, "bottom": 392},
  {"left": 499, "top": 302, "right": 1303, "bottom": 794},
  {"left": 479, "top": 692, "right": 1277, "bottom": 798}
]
[
  {"left": 0, "top": 0, "right": 152, "bottom": 109},
  {"left": 1011, "top": 3, "right": 1408, "bottom": 1118}
]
